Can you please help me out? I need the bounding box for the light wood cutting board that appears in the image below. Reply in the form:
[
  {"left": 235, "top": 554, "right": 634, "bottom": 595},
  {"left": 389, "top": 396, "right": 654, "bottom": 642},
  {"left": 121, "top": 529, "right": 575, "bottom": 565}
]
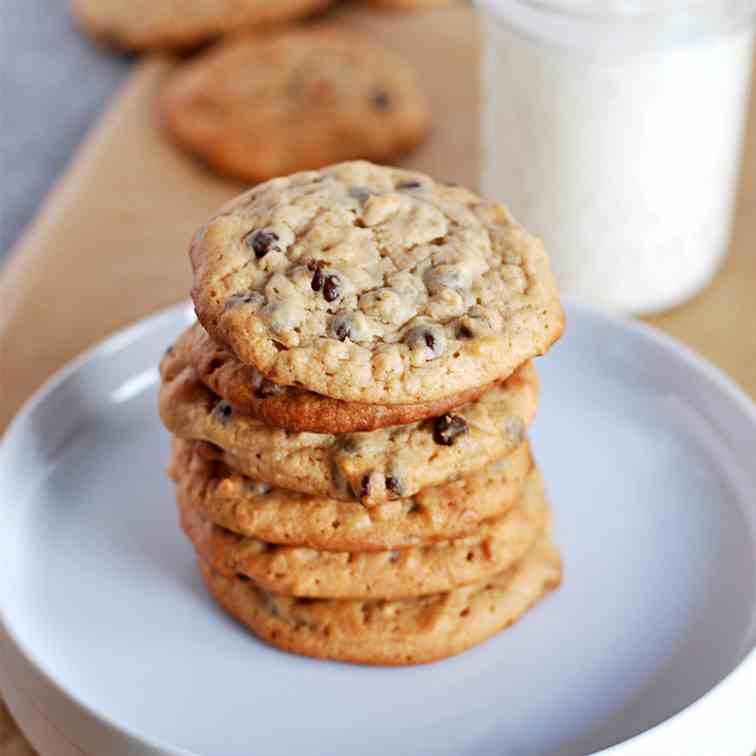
[{"left": 0, "top": 6, "right": 754, "bottom": 753}]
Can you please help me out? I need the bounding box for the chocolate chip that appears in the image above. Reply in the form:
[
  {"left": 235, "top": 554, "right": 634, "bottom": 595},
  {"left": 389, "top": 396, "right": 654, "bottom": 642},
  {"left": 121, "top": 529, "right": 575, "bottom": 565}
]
[
  {"left": 308, "top": 260, "right": 326, "bottom": 291},
  {"left": 164, "top": 344, "right": 174, "bottom": 355},
  {"left": 405, "top": 324, "right": 446, "bottom": 360},
  {"left": 349, "top": 186, "right": 374, "bottom": 202},
  {"left": 226, "top": 291, "right": 264, "bottom": 308},
  {"left": 235, "top": 573, "right": 251, "bottom": 582},
  {"left": 214, "top": 400, "right": 233, "bottom": 422},
  {"left": 397, "top": 180, "right": 420, "bottom": 190},
  {"left": 457, "top": 324, "right": 474, "bottom": 339},
  {"left": 385, "top": 475, "right": 404, "bottom": 498},
  {"left": 323, "top": 275, "right": 341, "bottom": 302},
  {"left": 371, "top": 91, "right": 391, "bottom": 111},
  {"left": 246, "top": 480, "right": 272, "bottom": 495},
  {"left": 246, "top": 229, "right": 279, "bottom": 259},
  {"left": 331, "top": 315, "right": 352, "bottom": 341},
  {"left": 357, "top": 474, "right": 371, "bottom": 499},
  {"left": 433, "top": 414, "right": 468, "bottom": 446}
]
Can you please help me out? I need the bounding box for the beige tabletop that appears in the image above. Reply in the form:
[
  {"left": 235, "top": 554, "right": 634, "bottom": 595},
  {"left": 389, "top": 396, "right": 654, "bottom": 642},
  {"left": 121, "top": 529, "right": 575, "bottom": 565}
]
[{"left": 0, "top": 7, "right": 754, "bottom": 753}]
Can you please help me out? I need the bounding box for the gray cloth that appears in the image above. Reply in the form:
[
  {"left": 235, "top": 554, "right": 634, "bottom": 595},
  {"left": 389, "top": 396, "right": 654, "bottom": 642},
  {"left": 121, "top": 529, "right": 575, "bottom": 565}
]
[{"left": 1, "top": 1, "right": 130, "bottom": 262}]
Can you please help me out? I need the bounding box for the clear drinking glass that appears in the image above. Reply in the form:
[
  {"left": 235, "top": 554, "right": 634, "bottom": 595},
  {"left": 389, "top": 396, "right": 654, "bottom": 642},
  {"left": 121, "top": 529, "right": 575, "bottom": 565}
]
[{"left": 478, "top": 1, "right": 756, "bottom": 314}]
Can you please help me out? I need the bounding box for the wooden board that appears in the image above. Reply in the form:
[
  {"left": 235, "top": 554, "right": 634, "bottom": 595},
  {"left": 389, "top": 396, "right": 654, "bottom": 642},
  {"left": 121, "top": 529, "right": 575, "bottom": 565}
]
[{"left": 0, "top": 6, "right": 754, "bottom": 752}]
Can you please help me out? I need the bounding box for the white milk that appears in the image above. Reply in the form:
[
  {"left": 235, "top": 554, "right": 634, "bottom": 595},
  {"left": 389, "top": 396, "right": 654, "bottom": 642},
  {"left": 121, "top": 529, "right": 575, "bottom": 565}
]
[{"left": 479, "top": 1, "right": 756, "bottom": 314}]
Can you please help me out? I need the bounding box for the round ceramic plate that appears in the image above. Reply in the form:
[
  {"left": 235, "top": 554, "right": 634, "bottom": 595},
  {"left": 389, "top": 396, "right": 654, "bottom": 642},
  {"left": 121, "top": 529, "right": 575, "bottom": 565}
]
[{"left": 1, "top": 302, "right": 755, "bottom": 756}]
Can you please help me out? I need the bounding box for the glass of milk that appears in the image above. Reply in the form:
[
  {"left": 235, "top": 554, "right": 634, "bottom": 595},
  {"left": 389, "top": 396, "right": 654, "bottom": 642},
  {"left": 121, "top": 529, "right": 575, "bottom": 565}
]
[{"left": 478, "top": 1, "right": 756, "bottom": 314}]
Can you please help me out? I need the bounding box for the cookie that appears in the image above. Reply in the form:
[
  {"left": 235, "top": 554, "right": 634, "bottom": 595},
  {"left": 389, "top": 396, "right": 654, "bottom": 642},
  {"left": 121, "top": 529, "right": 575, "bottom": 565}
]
[
  {"left": 365, "top": 0, "right": 455, "bottom": 7},
  {"left": 164, "top": 323, "right": 492, "bottom": 433},
  {"left": 71, "top": 0, "right": 334, "bottom": 51},
  {"left": 159, "top": 361, "right": 539, "bottom": 504},
  {"left": 162, "top": 29, "right": 429, "bottom": 182},
  {"left": 190, "top": 161, "right": 564, "bottom": 404},
  {"left": 198, "top": 535, "right": 561, "bottom": 665},
  {"left": 180, "top": 466, "right": 548, "bottom": 598},
  {"left": 170, "top": 438, "right": 532, "bottom": 551}
]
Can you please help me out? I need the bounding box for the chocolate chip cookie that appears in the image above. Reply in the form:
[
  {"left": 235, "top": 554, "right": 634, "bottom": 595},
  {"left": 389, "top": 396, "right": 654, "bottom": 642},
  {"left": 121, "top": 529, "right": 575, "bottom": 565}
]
[
  {"left": 71, "top": 0, "right": 334, "bottom": 50},
  {"left": 171, "top": 438, "right": 532, "bottom": 551},
  {"left": 162, "top": 29, "right": 429, "bottom": 182},
  {"left": 159, "top": 361, "right": 539, "bottom": 504},
  {"left": 180, "top": 466, "right": 548, "bottom": 598},
  {"left": 190, "top": 161, "right": 564, "bottom": 403},
  {"left": 198, "top": 535, "right": 561, "bottom": 665},
  {"left": 164, "top": 323, "right": 492, "bottom": 433}
]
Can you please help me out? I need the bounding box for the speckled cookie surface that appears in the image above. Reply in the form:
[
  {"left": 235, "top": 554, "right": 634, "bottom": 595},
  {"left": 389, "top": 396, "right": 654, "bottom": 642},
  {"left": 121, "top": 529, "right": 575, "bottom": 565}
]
[
  {"left": 71, "top": 0, "right": 334, "bottom": 50},
  {"left": 162, "top": 30, "right": 428, "bottom": 182},
  {"left": 190, "top": 161, "right": 564, "bottom": 403},
  {"left": 171, "top": 438, "right": 532, "bottom": 551},
  {"left": 159, "top": 361, "right": 539, "bottom": 503},
  {"left": 199, "top": 535, "right": 561, "bottom": 665},
  {"left": 164, "top": 323, "right": 491, "bottom": 433},
  {"left": 180, "top": 466, "right": 548, "bottom": 598}
]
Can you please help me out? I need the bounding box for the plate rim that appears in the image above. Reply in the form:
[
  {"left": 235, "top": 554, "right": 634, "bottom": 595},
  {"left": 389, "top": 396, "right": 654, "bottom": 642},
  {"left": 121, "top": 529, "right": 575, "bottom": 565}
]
[{"left": 1, "top": 298, "right": 755, "bottom": 756}]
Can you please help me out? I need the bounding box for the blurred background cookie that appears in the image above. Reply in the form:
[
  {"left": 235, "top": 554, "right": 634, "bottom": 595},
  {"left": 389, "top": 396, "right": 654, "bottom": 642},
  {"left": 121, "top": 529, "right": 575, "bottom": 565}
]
[
  {"left": 364, "top": 0, "right": 458, "bottom": 8},
  {"left": 161, "top": 27, "right": 429, "bottom": 181},
  {"left": 71, "top": 0, "right": 335, "bottom": 51}
]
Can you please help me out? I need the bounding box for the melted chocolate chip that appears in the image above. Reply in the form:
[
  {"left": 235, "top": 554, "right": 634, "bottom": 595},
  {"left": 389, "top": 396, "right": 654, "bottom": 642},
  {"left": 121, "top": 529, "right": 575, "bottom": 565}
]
[
  {"left": 424, "top": 332, "right": 436, "bottom": 350},
  {"left": 397, "top": 180, "right": 421, "bottom": 190},
  {"left": 309, "top": 260, "right": 326, "bottom": 291},
  {"left": 371, "top": 91, "right": 391, "bottom": 111},
  {"left": 457, "top": 324, "right": 474, "bottom": 339},
  {"left": 246, "top": 229, "right": 279, "bottom": 259},
  {"left": 385, "top": 475, "right": 404, "bottom": 498},
  {"left": 235, "top": 573, "right": 251, "bottom": 582},
  {"left": 433, "top": 414, "right": 468, "bottom": 446},
  {"left": 323, "top": 275, "right": 341, "bottom": 302},
  {"left": 214, "top": 400, "right": 233, "bottom": 422}
]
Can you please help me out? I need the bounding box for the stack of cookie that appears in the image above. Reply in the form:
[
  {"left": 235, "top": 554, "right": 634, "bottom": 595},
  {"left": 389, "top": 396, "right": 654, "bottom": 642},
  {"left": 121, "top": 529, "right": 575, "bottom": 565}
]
[{"left": 158, "top": 161, "right": 565, "bottom": 665}]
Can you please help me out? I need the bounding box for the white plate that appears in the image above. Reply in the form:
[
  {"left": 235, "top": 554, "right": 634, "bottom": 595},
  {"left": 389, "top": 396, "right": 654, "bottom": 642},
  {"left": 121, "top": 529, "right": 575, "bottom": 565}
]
[{"left": 1, "top": 302, "right": 755, "bottom": 756}]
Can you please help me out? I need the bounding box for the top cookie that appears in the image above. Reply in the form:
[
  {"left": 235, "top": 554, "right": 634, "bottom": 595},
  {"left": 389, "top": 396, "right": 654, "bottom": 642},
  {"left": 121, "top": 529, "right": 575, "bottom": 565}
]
[
  {"left": 191, "top": 161, "right": 564, "bottom": 404},
  {"left": 71, "top": 0, "right": 334, "bottom": 50}
]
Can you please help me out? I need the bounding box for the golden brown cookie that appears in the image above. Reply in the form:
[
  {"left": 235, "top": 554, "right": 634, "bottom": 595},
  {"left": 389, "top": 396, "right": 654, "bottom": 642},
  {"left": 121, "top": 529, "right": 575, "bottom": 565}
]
[
  {"left": 198, "top": 535, "right": 562, "bottom": 665},
  {"left": 189, "top": 161, "right": 564, "bottom": 403},
  {"left": 170, "top": 437, "right": 533, "bottom": 551},
  {"left": 179, "top": 466, "right": 549, "bottom": 598},
  {"left": 159, "top": 361, "right": 539, "bottom": 504},
  {"left": 163, "top": 323, "right": 492, "bottom": 433},
  {"left": 162, "top": 29, "right": 429, "bottom": 181},
  {"left": 71, "top": 0, "right": 334, "bottom": 51},
  {"left": 365, "top": 0, "right": 455, "bottom": 7}
]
